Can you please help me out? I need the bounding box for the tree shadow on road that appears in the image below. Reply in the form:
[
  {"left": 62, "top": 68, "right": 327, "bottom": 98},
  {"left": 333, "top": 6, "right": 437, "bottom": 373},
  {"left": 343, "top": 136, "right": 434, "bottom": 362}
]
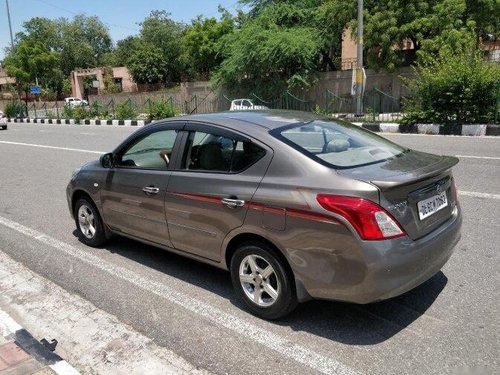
[{"left": 75, "top": 231, "right": 448, "bottom": 346}]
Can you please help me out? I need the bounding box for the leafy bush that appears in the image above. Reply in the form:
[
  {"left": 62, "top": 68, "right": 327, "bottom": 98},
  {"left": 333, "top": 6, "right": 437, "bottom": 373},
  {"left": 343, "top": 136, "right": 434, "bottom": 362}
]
[
  {"left": 147, "top": 98, "right": 175, "bottom": 121},
  {"left": 3, "top": 101, "right": 26, "bottom": 118},
  {"left": 62, "top": 106, "right": 87, "bottom": 121},
  {"left": 312, "top": 104, "right": 329, "bottom": 116},
  {"left": 115, "top": 100, "right": 137, "bottom": 120},
  {"left": 88, "top": 101, "right": 100, "bottom": 118},
  {"left": 73, "top": 107, "right": 88, "bottom": 122},
  {"left": 404, "top": 49, "right": 500, "bottom": 125},
  {"left": 399, "top": 111, "right": 434, "bottom": 126},
  {"left": 62, "top": 105, "right": 74, "bottom": 119}
]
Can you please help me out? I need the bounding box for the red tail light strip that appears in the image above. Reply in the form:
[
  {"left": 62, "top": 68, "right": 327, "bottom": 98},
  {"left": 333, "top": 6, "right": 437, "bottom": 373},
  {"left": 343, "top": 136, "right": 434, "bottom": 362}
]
[{"left": 167, "top": 192, "right": 341, "bottom": 225}]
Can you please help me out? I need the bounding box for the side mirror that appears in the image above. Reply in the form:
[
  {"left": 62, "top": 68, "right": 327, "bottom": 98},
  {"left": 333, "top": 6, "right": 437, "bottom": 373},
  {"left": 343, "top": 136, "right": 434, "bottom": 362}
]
[{"left": 100, "top": 153, "right": 114, "bottom": 168}]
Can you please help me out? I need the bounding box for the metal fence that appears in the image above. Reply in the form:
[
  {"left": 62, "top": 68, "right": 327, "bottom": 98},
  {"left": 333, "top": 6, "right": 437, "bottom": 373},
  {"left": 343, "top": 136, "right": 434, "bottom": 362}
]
[{"left": 6, "top": 83, "right": 500, "bottom": 124}]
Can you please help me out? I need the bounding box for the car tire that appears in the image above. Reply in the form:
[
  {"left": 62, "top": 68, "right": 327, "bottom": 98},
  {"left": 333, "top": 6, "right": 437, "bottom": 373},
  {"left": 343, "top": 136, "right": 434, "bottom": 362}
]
[
  {"left": 74, "top": 198, "right": 107, "bottom": 247},
  {"left": 230, "top": 242, "right": 297, "bottom": 319}
]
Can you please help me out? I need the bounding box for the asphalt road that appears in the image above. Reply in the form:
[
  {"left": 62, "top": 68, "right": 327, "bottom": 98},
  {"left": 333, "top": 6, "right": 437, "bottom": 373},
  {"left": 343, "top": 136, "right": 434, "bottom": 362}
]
[{"left": 0, "top": 122, "right": 499, "bottom": 375}]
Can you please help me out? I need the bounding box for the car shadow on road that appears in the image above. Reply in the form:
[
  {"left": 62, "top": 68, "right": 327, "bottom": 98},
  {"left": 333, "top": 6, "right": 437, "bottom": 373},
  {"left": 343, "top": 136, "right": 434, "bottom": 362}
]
[
  {"left": 278, "top": 271, "right": 448, "bottom": 345},
  {"left": 75, "top": 232, "right": 448, "bottom": 346}
]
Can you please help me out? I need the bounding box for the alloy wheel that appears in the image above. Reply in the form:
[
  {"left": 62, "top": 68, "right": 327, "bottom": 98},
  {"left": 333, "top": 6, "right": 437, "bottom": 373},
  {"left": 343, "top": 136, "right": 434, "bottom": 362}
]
[
  {"left": 78, "top": 204, "right": 96, "bottom": 239},
  {"left": 239, "top": 254, "right": 281, "bottom": 307}
]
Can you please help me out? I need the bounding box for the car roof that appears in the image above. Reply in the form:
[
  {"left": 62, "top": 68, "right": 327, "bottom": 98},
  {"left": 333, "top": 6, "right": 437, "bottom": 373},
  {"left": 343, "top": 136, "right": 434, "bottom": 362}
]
[{"left": 170, "top": 110, "right": 328, "bottom": 132}]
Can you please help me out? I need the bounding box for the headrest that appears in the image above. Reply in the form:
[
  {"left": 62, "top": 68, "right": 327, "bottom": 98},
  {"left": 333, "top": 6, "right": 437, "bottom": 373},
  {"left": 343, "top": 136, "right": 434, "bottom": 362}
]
[{"left": 326, "top": 139, "right": 349, "bottom": 152}]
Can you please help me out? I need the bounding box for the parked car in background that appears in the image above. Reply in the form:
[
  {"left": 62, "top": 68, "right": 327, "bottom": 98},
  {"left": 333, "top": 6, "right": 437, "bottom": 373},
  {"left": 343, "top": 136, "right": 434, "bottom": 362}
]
[
  {"left": 67, "top": 110, "right": 462, "bottom": 319},
  {"left": 0, "top": 111, "right": 7, "bottom": 130},
  {"left": 230, "top": 99, "right": 268, "bottom": 111},
  {"left": 65, "top": 97, "right": 88, "bottom": 107}
]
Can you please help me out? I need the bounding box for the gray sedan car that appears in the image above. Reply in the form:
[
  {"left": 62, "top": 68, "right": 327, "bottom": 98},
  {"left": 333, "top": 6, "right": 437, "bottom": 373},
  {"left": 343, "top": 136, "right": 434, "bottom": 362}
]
[{"left": 67, "top": 111, "right": 462, "bottom": 319}]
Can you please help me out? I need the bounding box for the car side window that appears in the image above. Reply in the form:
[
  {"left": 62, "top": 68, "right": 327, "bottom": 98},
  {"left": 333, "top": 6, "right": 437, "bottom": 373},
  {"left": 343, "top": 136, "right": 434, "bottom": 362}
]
[
  {"left": 118, "top": 129, "right": 178, "bottom": 169},
  {"left": 183, "top": 131, "right": 265, "bottom": 173}
]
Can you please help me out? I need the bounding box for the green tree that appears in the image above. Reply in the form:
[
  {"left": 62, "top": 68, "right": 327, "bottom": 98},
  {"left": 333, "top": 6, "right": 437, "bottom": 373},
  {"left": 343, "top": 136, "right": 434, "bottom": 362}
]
[
  {"left": 138, "top": 10, "right": 185, "bottom": 83},
  {"left": 127, "top": 44, "right": 169, "bottom": 84},
  {"left": 15, "top": 17, "right": 61, "bottom": 51},
  {"left": 362, "top": 0, "right": 499, "bottom": 69},
  {"left": 466, "top": 0, "right": 500, "bottom": 43},
  {"left": 3, "top": 39, "right": 60, "bottom": 97},
  {"left": 59, "top": 15, "right": 113, "bottom": 75},
  {"left": 214, "top": 1, "right": 328, "bottom": 95},
  {"left": 104, "top": 36, "right": 142, "bottom": 67},
  {"left": 7, "top": 15, "right": 113, "bottom": 94},
  {"left": 181, "top": 9, "right": 235, "bottom": 80}
]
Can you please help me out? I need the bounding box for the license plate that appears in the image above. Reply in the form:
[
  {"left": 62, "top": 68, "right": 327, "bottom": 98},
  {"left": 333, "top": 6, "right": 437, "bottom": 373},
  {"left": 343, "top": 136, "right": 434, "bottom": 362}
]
[{"left": 417, "top": 192, "right": 448, "bottom": 220}]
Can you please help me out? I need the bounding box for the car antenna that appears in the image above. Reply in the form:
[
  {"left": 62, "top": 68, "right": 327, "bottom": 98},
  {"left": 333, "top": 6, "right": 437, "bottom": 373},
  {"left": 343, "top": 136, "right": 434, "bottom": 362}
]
[{"left": 188, "top": 88, "right": 215, "bottom": 115}]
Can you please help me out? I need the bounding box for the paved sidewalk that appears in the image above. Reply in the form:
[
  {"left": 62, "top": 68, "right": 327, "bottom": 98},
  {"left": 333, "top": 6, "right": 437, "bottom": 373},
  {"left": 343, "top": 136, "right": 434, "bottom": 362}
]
[
  {"left": 0, "top": 309, "right": 79, "bottom": 375},
  {"left": 0, "top": 248, "right": 211, "bottom": 375}
]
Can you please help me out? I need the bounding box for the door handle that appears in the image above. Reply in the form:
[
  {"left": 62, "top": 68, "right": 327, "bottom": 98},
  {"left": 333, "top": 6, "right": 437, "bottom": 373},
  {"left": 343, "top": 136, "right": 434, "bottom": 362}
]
[
  {"left": 221, "top": 198, "right": 245, "bottom": 208},
  {"left": 142, "top": 186, "right": 160, "bottom": 195}
]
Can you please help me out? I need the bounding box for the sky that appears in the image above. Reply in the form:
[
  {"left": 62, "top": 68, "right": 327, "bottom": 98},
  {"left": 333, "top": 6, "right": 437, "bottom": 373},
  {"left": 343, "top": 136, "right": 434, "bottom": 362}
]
[{"left": 0, "top": 0, "right": 245, "bottom": 59}]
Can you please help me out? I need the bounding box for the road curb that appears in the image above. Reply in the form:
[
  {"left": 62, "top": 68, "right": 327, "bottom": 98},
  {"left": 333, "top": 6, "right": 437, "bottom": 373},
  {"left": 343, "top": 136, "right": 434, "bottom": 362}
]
[
  {"left": 7, "top": 118, "right": 500, "bottom": 135},
  {"left": 358, "top": 123, "right": 500, "bottom": 136},
  {"left": 7, "top": 118, "right": 147, "bottom": 127},
  {"left": 0, "top": 310, "right": 80, "bottom": 375}
]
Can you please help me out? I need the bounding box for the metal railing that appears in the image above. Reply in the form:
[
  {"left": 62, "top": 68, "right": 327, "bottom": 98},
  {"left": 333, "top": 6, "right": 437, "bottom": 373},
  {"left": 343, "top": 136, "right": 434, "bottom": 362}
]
[{"left": 5, "top": 83, "right": 498, "bottom": 124}]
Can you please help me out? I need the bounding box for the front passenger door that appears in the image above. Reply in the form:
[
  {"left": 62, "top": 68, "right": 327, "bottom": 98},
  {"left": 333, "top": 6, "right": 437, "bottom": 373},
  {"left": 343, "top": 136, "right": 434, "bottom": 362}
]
[{"left": 101, "top": 126, "right": 182, "bottom": 247}]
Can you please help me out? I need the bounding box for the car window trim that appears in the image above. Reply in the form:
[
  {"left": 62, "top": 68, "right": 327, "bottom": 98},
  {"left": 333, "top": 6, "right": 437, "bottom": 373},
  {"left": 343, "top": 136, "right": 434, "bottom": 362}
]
[
  {"left": 113, "top": 122, "right": 186, "bottom": 171},
  {"left": 184, "top": 122, "right": 249, "bottom": 142},
  {"left": 174, "top": 122, "right": 268, "bottom": 175}
]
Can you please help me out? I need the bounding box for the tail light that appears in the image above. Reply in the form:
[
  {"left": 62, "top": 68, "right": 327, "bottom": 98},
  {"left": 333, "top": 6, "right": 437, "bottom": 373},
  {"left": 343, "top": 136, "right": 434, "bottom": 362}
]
[{"left": 316, "top": 195, "right": 406, "bottom": 241}]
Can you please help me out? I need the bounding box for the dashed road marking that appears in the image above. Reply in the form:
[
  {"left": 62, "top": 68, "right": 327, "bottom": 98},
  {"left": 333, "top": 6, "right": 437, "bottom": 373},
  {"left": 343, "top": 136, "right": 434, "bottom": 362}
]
[
  {"left": 455, "top": 155, "right": 500, "bottom": 161},
  {"left": 458, "top": 191, "right": 500, "bottom": 200},
  {"left": 0, "top": 215, "right": 360, "bottom": 375}
]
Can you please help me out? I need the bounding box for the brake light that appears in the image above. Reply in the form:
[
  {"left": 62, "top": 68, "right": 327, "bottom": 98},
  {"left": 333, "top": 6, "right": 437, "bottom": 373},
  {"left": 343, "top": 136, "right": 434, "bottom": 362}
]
[{"left": 316, "top": 195, "right": 406, "bottom": 240}]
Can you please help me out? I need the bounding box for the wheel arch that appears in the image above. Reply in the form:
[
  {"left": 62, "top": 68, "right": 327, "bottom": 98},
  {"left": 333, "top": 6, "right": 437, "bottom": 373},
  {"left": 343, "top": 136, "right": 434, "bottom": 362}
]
[
  {"left": 71, "top": 189, "right": 96, "bottom": 215},
  {"left": 71, "top": 188, "right": 113, "bottom": 240},
  {"left": 223, "top": 231, "right": 312, "bottom": 303}
]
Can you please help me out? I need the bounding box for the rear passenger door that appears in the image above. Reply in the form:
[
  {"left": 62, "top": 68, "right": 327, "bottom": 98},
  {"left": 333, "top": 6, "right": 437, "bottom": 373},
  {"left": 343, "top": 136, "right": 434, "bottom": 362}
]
[{"left": 165, "top": 123, "right": 272, "bottom": 261}]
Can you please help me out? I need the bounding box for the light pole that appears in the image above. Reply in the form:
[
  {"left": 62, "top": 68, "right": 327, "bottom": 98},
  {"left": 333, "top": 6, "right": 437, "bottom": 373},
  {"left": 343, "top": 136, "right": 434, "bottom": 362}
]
[
  {"left": 5, "top": 0, "right": 23, "bottom": 113},
  {"left": 5, "top": 0, "right": 14, "bottom": 51},
  {"left": 355, "top": 0, "right": 364, "bottom": 115}
]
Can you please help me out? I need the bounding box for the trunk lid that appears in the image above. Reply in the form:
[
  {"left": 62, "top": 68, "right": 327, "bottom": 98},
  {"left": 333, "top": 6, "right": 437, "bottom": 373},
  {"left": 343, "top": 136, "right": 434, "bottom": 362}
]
[{"left": 338, "top": 150, "right": 459, "bottom": 240}]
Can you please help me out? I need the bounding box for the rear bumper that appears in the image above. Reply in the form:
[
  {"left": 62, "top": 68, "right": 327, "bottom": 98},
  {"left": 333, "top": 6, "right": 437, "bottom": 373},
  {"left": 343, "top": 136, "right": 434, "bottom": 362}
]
[{"left": 300, "top": 205, "right": 462, "bottom": 303}]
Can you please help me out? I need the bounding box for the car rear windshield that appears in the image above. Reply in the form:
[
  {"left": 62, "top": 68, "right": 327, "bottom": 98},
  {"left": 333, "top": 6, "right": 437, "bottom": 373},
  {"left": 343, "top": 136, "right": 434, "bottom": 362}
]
[{"left": 272, "top": 120, "right": 406, "bottom": 168}]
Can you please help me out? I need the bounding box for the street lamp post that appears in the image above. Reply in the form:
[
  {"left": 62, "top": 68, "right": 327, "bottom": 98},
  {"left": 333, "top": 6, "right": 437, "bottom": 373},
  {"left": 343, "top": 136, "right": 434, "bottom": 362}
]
[
  {"left": 356, "top": 0, "right": 364, "bottom": 115},
  {"left": 5, "top": 0, "right": 14, "bottom": 51},
  {"left": 5, "top": 0, "right": 24, "bottom": 112}
]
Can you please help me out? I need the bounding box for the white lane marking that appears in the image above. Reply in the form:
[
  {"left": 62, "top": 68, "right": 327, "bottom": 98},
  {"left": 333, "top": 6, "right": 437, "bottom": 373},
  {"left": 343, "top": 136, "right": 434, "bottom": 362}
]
[
  {"left": 459, "top": 191, "right": 500, "bottom": 200},
  {"left": 0, "top": 216, "right": 359, "bottom": 375},
  {"left": 0, "top": 309, "right": 23, "bottom": 336},
  {"left": 455, "top": 155, "right": 500, "bottom": 161},
  {"left": 0, "top": 141, "right": 104, "bottom": 155},
  {"left": 50, "top": 361, "right": 81, "bottom": 375}
]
